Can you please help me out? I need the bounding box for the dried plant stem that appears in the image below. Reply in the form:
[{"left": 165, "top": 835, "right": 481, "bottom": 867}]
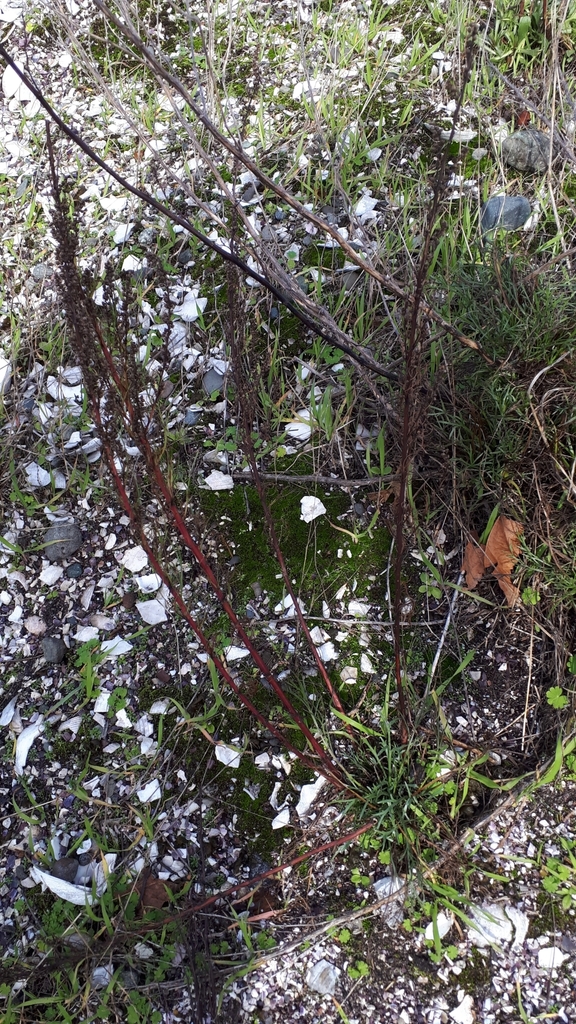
[{"left": 46, "top": 133, "right": 348, "bottom": 791}]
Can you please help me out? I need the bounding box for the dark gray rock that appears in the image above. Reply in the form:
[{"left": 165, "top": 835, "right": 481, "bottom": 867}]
[
  {"left": 260, "top": 225, "right": 275, "bottom": 242},
  {"left": 274, "top": 209, "right": 286, "bottom": 221},
  {"left": 177, "top": 248, "right": 193, "bottom": 266},
  {"left": 65, "top": 562, "right": 83, "bottom": 579},
  {"left": 202, "top": 369, "right": 224, "bottom": 395},
  {"left": 42, "top": 637, "right": 66, "bottom": 664},
  {"left": 481, "top": 195, "right": 531, "bottom": 235},
  {"left": 561, "top": 933, "right": 576, "bottom": 953},
  {"left": 43, "top": 524, "right": 82, "bottom": 562},
  {"left": 50, "top": 857, "right": 78, "bottom": 883},
  {"left": 320, "top": 205, "right": 338, "bottom": 226},
  {"left": 502, "top": 129, "right": 555, "bottom": 172}
]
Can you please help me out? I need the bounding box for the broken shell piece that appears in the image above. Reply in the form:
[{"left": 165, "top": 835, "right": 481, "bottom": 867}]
[
  {"left": 15, "top": 718, "right": 45, "bottom": 775},
  {"left": 121, "top": 546, "right": 148, "bottom": 572},
  {"left": 300, "top": 496, "right": 327, "bottom": 522},
  {"left": 538, "top": 946, "right": 569, "bottom": 970},
  {"left": 271, "top": 806, "right": 290, "bottom": 829},
  {"left": 340, "top": 666, "right": 357, "bottom": 684},
  {"left": 136, "top": 779, "right": 162, "bottom": 803},
  {"left": 296, "top": 776, "right": 326, "bottom": 819},
  {"left": 214, "top": 742, "right": 242, "bottom": 768}
]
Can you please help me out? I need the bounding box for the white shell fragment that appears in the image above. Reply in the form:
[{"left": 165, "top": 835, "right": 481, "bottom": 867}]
[
  {"left": 121, "top": 546, "right": 149, "bottom": 572},
  {"left": 214, "top": 742, "right": 242, "bottom": 768},
  {"left": 508, "top": 906, "right": 530, "bottom": 949},
  {"left": 224, "top": 645, "right": 250, "bottom": 662},
  {"left": 300, "top": 496, "right": 327, "bottom": 523},
  {"left": 425, "top": 911, "right": 453, "bottom": 941},
  {"left": 29, "top": 855, "right": 117, "bottom": 906},
  {"left": 24, "top": 462, "right": 51, "bottom": 488},
  {"left": 449, "top": 994, "right": 475, "bottom": 1024},
  {"left": 100, "top": 638, "right": 133, "bottom": 658},
  {"left": 0, "top": 355, "right": 11, "bottom": 394},
  {"left": 136, "top": 779, "right": 162, "bottom": 803},
  {"left": 0, "top": 697, "right": 17, "bottom": 726},
  {"left": 271, "top": 806, "right": 290, "bottom": 829},
  {"left": 135, "top": 599, "right": 168, "bottom": 625},
  {"left": 204, "top": 470, "right": 234, "bottom": 491},
  {"left": 2, "top": 61, "right": 35, "bottom": 103},
  {"left": 340, "top": 666, "right": 357, "bottom": 684},
  {"left": 135, "top": 573, "right": 162, "bottom": 593},
  {"left": 317, "top": 641, "right": 337, "bottom": 662},
  {"left": 354, "top": 194, "right": 379, "bottom": 223},
  {"left": 15, "top": 718, "right": 44, "bottom": 775},
  {"left": 174, "top": 291, "right": 207, "bottom": 321},
  {"left": 296, "top": 776, "right": 326, "bottom": 819},
  {"left": 348, "top": 599, "right": 370, "bottom": 617},
  {"left": 285, "top": 410, "right": 312, "bottom": 442},
  {"left": 538, "top": 947, "right": 569, "bottom": 970},
  {"left": 468, "top": 903, "right": 513, "bottom": 948}
]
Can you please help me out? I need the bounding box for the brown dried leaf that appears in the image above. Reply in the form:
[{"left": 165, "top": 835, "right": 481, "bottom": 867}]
[
  {"left": 461, "top": 534, "right": 485, "bottom": 589},
  {"left": 483, "top": 516, "right": 523, "bottom": 606},
  {"left": 138, "top": 875, "right": 171, "bottom": 909}
]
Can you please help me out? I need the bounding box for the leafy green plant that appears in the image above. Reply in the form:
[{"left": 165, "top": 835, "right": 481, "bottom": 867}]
[
  {"left": 546, "top": 686, "right": 569, "bottom": 710},
  {"left": 347, "top": 958, "right": 369, "bottom": 979},
  {"left": 540, "top": 838, "right": 576, "bottom": 910}
]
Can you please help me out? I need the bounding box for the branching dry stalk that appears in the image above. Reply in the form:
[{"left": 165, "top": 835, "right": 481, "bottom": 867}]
[{"left": 46, "top": 127, "right": 354, "bottom": 793}]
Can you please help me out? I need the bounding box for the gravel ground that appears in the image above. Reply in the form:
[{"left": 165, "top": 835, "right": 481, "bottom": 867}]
[{"left": 0, "top": 1, "right": 575, "bottom": 1022}]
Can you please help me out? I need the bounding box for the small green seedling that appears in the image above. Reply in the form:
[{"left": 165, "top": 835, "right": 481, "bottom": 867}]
[
  {"left": 546, "top": 686, "right": 568, "bottom": 710},
  {"left": 347, "top": 959, "right": 369, "bottom": 979}
]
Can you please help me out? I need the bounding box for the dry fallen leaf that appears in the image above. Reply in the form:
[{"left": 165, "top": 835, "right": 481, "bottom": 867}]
[
  {"left": 462, "top": 533, "right": 485, "bottom": 589},
  {"left": 483, "top": 516, "right": 523, "bottom": 606},
  {"left": 138, "top": 874, "right": 171, "bottom": 909}
]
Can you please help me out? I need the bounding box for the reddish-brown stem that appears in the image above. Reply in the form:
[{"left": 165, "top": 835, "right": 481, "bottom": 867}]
[{"left": 82, "top": 315, "right": 344, "bottom": 779}]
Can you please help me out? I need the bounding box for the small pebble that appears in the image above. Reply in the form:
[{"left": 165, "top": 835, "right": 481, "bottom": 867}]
[
  {"left": 502, "top": 129, "right": 555, "bottom": 172},
  {"left": 43, "top": 524, "right": 83, "bottom": 562},
  {"left": 202, "top": 369, "right": 224, "bottom": 396},
  {"left": 50, "top": 857, "right": 78, "bottom": 883},
  {"left": 42, "top": 637, "right": 66, "bottom": 664},
  {"left": 65, "top": 562, "right": 83, "bottom": 579}
]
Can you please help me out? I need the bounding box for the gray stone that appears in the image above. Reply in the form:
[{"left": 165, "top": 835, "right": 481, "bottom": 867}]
[
  {"left": 176, "top": 248, "right": 193, "bottom": 266},
  {"left": 32, "top": 264, "right": 52, "bottom": 282},
  {"left": 260, "top": 225, "right": 275, "bottom": 242},
  {"left": 65, "top": 562, "right": 83, "bottom": 579},
  {"left": 274, "top": 209, "right": 286, "bottom": 221},
  {"left": 138, "top": 227, "right": 157, "bottom": 245},
  {"left": 42, "top": 637, "right": 66, "bottom": 664},
  {"left": 306, "top": 959, "right": 340, "bottom": 995},
  {"left": 481, "top": 195, "right": 531, "bottom": 235},
  {"left": 202, "top": 369, "right": 224, "bottom": 395},
  {"left": 320, "top": 205, "right": 338, "bottom": 225},
  {"left": 341, "top": 270, "right": 361, "bottom": 290},
  {"left": 184, "top": 406, "right": 202, "bottom": 426},
  {"left": 502, "top": 129, "right": 555, "bottom": 172},
  {"left": 50, "top": 857, "right": 78, "bottom": 883},
  {"left": 561, "top": 933, "right": 576, "bottom": 953},
  {"left": 43, "top": 524, "right": 82, "bottom": 562}
]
